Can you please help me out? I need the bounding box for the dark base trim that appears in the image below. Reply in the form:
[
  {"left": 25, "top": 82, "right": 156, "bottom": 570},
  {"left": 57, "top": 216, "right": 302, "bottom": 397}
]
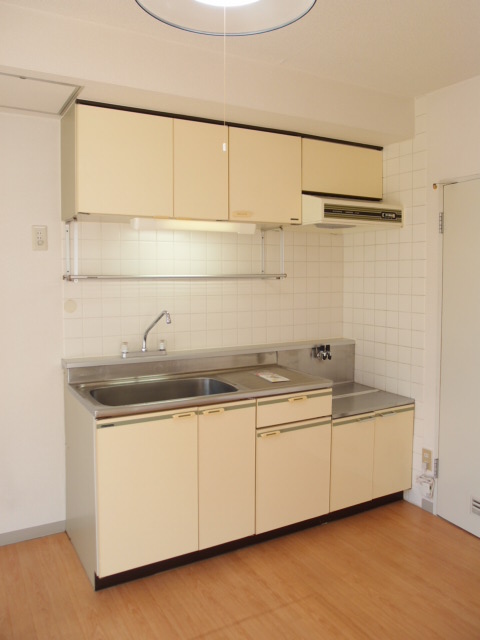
[{"left": 94, "top": 492, "right": 403, "bottom": 590}]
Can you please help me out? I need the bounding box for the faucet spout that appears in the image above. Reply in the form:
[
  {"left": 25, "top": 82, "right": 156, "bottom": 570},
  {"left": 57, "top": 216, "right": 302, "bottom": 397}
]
[{"left": 142, "top": 310, "right": 171, "bottom": 352}]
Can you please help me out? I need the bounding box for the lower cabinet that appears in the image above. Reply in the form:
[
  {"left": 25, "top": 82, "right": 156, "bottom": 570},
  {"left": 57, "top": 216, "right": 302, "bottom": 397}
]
[
  {"left": 256, "top": 418, "right": 331, "bottom": 534},
  {"left": 95, "top": 410, "right": 198, "bottom": 578},
  {"left": 198, "top": 400, "right": 256, "bottom": 549},
  {"left": 66, "top": 382, "right": 413, "bottom": 588},
  {"left": 330, "top": 413, "right": 376, "bottom": 512},
  {"left": 330, "top": 404, "right": 415, "bottom": 512},
  {"left": 373, "top": 405, "right": 415, "bottom": 498}
]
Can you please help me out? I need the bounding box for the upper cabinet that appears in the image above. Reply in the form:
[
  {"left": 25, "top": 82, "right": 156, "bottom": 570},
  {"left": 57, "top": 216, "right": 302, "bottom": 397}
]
[
  {"left": 229, "top": 127, "right": 302, "bottom": 225},
  {"left": 61, "top": 102, "right": 384, "bottom": 226},
  {"left": 173, "top": 119, "right": 228, "bottom": 221},
  {"left": 61, "top": 104, "right": 174, "bottom": 220},
  {"left": 302, "top": 138, "right": 383, "bottom": 200}
]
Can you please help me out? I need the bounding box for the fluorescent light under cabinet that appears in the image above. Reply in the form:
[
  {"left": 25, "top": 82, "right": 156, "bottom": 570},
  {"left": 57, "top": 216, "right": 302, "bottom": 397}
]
[{"left": 130, "top": 217, "right": 256, "bottom": 235}]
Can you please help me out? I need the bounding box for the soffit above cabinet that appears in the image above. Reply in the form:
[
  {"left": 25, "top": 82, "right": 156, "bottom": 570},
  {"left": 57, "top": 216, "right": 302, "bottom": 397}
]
[{"left": 0, "top": 72, "right": 80, "bottom": 116}]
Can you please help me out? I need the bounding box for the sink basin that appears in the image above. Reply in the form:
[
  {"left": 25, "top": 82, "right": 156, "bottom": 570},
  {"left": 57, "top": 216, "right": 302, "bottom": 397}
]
[{"left": 89, "top": 377, "right": 238, "bottom": 407}]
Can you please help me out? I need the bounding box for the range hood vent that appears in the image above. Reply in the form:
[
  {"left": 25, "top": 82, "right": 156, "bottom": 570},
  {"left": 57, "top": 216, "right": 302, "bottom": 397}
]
[{"left": 302, "top": 195, "right": 403, "bottom": 233}]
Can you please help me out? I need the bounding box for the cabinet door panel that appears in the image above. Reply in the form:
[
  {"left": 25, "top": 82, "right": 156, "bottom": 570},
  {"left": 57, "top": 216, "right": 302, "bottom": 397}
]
[
  {"left": 199, "top": 401, "right": 256, "bottom": 549},
  {"left": 257, "top": 389, "right": 332, "bottom": 428},
  {"left": 174, "top": 119, "right": 228, "bottom": 220},
  {"left": 96, "top": 411, "right": 197, "bottom": 578},
  {"left": 256, "top": 418, "right": 331, "bottom": 533},
  {"left": 76, "top": 105, "right": 173, "bottom": 217},
  {"left": 302, "top": 138, "right": 382, "bottom": 199},
  {"left": 373, "top": 406, "right": 414, "bottom": 498},
  {"left": 229, "top": 127, "right": 301, "bottom": 224},
  {"left": 330, "top": 414, "right": 375, "bottom": 512}
]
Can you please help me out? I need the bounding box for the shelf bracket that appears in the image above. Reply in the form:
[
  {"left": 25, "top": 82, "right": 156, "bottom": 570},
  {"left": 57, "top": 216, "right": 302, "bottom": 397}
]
[{"left": 63, "top": 221, "right": 286, "bottom": 282}]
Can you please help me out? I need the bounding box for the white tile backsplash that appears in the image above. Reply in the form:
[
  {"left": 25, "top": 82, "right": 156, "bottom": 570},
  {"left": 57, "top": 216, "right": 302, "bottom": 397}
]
[
  {"left": 343, "top": 98, "right": 427, "bottom": 504},
  {"left": 63, "top": 225, "right": 344, "bottom": 357}
]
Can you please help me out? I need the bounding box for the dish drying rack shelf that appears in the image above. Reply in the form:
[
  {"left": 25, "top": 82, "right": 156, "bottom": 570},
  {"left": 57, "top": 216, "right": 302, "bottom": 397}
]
[{"left": 63, "top": 221, "right": 287, "bottom": 282}]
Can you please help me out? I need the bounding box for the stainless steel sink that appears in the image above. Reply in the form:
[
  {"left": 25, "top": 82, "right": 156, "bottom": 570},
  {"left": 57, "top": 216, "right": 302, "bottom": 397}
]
[{"left": 89, "top": 377, "right": 238, "bottom": 407}]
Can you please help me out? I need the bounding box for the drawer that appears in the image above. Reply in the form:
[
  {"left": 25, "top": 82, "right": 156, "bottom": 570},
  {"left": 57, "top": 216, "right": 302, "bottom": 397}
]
[{"left": 256, "top": 389, "right": 332, "bottom": 428}]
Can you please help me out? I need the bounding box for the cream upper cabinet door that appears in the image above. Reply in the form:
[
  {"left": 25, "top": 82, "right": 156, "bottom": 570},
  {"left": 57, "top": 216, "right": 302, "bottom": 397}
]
[
  {"left": 71, "top": 104, "right": 173, "bottom": 218},
  {"left": 198, "top": 400, "right": 256, "bottom": 550},
  {"left": 229, "top": 127, "right": 302, "bottom": 225},
  {"left": 372, "top": 405, "right": 414, "bottom": 499},
  {"left": 174, "top": 119, "right": 228, "bottom": 220},
  {"left": 95, "top": 410, "right": 198, "bottom": 578},
  {"left": 302, "top": 138, "right": 383, "bottom": 200},
  {"left": 330, "top": 413, "right": 375, "bottom": 512}
]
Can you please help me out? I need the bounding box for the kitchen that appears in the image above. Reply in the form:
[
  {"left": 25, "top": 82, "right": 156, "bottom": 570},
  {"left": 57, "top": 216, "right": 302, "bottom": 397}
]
[{"left": 1, "top": 0, "right": 480, "bottom": 635}]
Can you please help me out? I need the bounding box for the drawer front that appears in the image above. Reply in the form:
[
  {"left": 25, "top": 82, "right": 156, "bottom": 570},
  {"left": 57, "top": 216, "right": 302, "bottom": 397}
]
[{"left": 256, "top": 389, "right": 332, "bottom": 428}]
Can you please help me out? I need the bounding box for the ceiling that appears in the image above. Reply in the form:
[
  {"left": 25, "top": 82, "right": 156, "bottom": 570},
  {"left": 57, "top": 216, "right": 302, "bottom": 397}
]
[{"left": 2, "top": 0, "right": 480, "bottom": 143}]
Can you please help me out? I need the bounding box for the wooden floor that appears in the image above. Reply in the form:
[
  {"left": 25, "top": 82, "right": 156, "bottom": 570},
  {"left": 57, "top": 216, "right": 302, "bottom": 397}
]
[{"left": 1, "top": 501, "right": 479, "bottom": 639}]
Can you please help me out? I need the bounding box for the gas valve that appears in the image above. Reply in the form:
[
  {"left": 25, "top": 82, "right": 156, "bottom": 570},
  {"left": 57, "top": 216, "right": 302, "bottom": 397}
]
[{"left": 313, "top": 344, "right": 332, "bottom": 361}]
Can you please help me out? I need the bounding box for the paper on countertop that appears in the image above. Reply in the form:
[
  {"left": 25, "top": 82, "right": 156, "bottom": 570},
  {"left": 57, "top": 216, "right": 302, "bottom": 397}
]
[{"left": 254, "top": 371, "right": 290, "bottom": 383}]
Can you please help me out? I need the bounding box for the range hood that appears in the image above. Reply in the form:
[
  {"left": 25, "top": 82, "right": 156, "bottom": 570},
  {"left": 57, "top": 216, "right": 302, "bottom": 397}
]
[{"left": 302, "top": 195, "right": 403, "bottom": 232}]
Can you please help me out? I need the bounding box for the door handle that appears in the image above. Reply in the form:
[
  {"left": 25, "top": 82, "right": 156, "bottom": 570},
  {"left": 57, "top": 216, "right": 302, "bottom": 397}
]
[
  {"left": 202, "top": 408, "right": 225, "bottom": 416},
  {"left": 288, "top": 395, "right": 307, "bottom": 403}
]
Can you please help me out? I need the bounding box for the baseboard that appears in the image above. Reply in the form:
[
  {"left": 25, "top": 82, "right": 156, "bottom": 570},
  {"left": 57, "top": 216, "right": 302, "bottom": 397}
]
[
  {"left": 0, "top": 520, "right": 66, "bottom": 547},
  {"left": 421, "top": 498, "right": 434, "bottom": 514}
]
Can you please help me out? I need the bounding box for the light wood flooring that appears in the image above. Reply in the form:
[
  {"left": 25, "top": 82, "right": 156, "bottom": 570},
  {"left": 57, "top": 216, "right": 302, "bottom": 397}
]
[{"left": 1, "top": 501, "right": 479, "bottom": 639}]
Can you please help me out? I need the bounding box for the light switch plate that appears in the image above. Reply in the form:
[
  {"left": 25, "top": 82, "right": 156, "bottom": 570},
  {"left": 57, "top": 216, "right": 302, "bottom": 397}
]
[{"left": 32, "top": 225, "right": 48, "bottom": 251}]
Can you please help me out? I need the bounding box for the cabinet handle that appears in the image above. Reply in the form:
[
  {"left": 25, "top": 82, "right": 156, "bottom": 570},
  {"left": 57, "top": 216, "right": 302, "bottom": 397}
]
[
  {"left": 232, "top": 210, "right": 253, "bottom": 218},
  {"left": 202, "top": 408, "right": 225, "bottom": 416},
  {"left": 172, "top": 412, "right": 196, "bottom": 420},
  {"left": 356, "top": 416, "right": 375, "bottom": 423},
  {"left": 377, "top": 411, "right": 397, "bottom": 418},
  {"left": 259, "top": 431, "right": 281, "bottom": 438},
  {"left": 288, "top": 395, "right": 307, "bottom": 403}
]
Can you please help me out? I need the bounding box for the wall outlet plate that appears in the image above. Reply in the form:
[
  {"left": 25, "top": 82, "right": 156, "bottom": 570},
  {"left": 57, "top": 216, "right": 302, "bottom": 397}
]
[
  {"left": 32, "top": 225, "right": 48, "bottom": 251},
  {"left": 422, "top": 448, "right": 432, "bottom": 471}
]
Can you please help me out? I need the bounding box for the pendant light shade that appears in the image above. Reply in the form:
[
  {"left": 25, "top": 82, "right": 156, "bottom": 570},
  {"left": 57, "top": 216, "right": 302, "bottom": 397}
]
[{"left": 134, "top": 0, "right": 316, "bottom": 36}]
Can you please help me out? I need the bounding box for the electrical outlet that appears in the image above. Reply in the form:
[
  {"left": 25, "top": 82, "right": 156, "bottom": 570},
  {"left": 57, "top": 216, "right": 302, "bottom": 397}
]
[
  {"left": 422, "top": 448, "right": 432, "bottom": 471},
  {"left": 32, "top": 225, "right": 48, "bottom": 251}
]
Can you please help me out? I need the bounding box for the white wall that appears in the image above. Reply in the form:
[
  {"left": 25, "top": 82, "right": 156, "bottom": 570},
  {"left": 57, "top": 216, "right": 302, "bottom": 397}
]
[
  {"left": 346, "top": 74, "right": 480, "bottom": 509},
  {"left": 0, "top": 111, "right": 64, "bottom": 537},
  {"left": 343, "top": 97, "right": 428, "bottom": 505},
  {"left": 424, "top": 75, "right": 480, "bottom": 508},
  {"left": 63, "top": 225, "right": 344, "bottom": 357},
  {"left": 0, "top": 1, "right": 412, "bottom": 145}
]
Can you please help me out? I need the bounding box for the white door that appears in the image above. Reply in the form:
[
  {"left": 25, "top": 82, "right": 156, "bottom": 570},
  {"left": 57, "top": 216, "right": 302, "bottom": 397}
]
[{"left": 437, "top": 178, "right": 480, "bottom": 537}]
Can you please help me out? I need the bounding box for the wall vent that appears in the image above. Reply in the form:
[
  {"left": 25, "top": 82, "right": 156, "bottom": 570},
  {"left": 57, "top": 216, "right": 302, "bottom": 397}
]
[{"left": 471, "top": 497, "right": 480, "bottom": 516}]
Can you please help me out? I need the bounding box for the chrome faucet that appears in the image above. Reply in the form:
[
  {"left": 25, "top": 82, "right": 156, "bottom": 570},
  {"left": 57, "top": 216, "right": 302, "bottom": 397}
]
[{"left": 142, "top": 310, "right": 171, "bottom": 352}]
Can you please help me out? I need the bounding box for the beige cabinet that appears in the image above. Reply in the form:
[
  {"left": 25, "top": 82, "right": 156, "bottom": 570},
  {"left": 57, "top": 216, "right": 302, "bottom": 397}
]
[
  {"left": 330, "top": 404, "right": 414, "bottom": 512},
  {"left": 174, "top": 119, "right": 228, "bottom": 221},
  {"left": 256, "top": 417, "right": 331, "bottom": 534},
  {"left": 229, "top": 127, "right": 302, "bottom": 225},
  {"left": 198, "top": 400, "right": 256, "bottom": 549},
  {"left": 330, "top": 413, "right": 375, "bottom": 512},
  {"left": 373, "top": 405, "right": 414, "bottom": 498},
  {"left": 255, "top": 388, "right": 332, "bottom": 534},
  {"left": 61, "top": 103, "right": 173, "bottom": 220},
  {"left": 302, "top": 138, "right": 383, "bottom": 200},
  {"left": 257, "top": 389, "right": 332, "bottom": 428},
  {"left": 95, "top": 409, "right": 198, "bottom": 578}
]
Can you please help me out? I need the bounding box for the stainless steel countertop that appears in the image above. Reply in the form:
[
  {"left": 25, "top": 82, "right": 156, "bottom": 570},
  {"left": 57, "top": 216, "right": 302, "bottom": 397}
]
[
  {"left": 332, "top": 382, "right": 414, "bottom": 419},
  {"left": 68, "top": 364, "right": 333, "bottom": 419}
]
